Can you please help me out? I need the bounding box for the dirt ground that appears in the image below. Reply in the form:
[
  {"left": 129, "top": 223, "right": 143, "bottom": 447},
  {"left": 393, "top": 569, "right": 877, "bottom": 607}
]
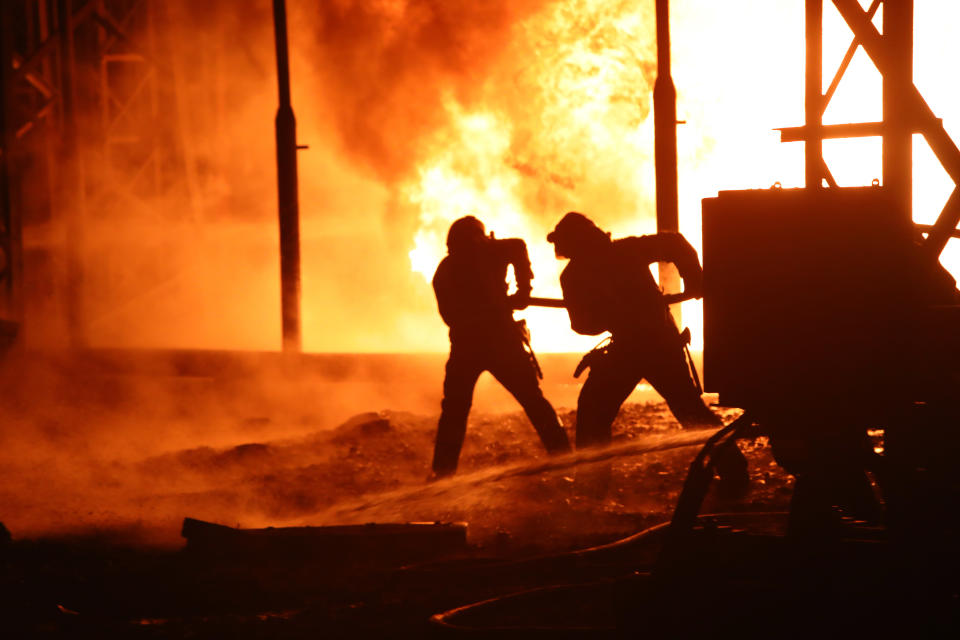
[{"left": 0, "top": 351, "right": 796, "bottom": 637}]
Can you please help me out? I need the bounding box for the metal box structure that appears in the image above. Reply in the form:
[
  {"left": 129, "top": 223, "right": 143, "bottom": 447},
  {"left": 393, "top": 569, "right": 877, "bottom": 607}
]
[{"left": 702, "top": 187, "right": 920, "bottom": 410}]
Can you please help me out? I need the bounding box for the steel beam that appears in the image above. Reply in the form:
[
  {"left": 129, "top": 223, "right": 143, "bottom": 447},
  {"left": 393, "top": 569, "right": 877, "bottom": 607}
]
[
  {"left": 0, "top": 1, "right": 18, "bottom": 317},
  {"left": 3, "top": 0, "right": 200, "bottom": 346},
  {"left": 914, "top": 221, "right": 960, "bottom": 240},
  {"left": 831, "top": 0, "right": 960, "bottom": 256},
  {"left": 822, "top": 0, "right": 880, "bottom": 111},
  {"left": 58, "top": 0, "right": 87, "bottom": 345},
  {"left": 805, "top": 0, "right": 823, "bottom": 189},
  {"left": 924, "top": 187, "right": 960, "bottom": 258},
  {"left": 883, "top": 0, "right": 913, "bottom": 220},
  {"left": 778, "top": 120, "right": 937, "bottom": 142}
]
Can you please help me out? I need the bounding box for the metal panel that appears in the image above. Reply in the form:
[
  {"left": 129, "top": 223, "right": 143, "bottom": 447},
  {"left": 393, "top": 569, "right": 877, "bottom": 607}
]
[{"left": 702, "top": 187, "right": 915, "bottom": 409}]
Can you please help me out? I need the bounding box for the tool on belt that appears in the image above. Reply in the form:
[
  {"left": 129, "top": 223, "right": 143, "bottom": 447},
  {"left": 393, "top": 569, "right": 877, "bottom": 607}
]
[
  {"left": 572, "top": 330, "right": 702, "bottom": 392},
  {"left": 515, "top": 319, "right": 543, "bottom": 379},
  {"left": 679, "top": 326, "right": 703, "bottom": 394},
  {"left": 526, "top": 291, "right": 703, "bottom": 390},
  {"left": 574, "top": 336, "right": 612, "bottom": 378}
]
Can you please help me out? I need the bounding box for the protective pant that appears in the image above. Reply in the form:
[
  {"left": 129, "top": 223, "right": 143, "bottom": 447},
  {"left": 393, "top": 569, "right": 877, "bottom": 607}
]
[
  {"left": 576, "top": 339, "right": 720, "bottom": 449},
  {"left": 574, "top": 338, "right": 745, "bottom": 497},
  {"left": 432, "top": 337, "right": 571, "bottom": 477}
]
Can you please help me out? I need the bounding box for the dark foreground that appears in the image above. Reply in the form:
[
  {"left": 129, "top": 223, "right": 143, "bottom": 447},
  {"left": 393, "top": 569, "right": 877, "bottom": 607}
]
[
  {"left": 4, "top": 508, "right": 958, "bottom": 638},
  {"left": 0, "top": 351, "right": 956, "bottom": 636}
]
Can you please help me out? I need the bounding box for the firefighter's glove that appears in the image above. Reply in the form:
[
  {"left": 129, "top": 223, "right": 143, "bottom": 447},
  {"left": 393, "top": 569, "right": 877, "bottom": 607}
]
[{"left": 509, "top": 291, "right": 531, "bottom": 310}]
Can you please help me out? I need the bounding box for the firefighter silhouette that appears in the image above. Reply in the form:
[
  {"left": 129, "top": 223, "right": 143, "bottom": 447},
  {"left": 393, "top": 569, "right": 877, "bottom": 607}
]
[
  {"left": 547, "top": 212, "right": 748, "bottom": 494},
  {"left": 430, "top": 216, "right": 571, "bottom": 478}
]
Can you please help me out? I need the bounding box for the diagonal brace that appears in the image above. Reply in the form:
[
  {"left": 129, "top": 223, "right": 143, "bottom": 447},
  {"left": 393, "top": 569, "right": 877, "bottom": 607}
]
[
  {"left": 822, "top": 0, "right": 881, "bottom": 114},
  {"left": 832, "top": 0, "right": 960, "bottom": 257},
  {"left": 924, "top": 187, "right": 960, "bottom": 259}
]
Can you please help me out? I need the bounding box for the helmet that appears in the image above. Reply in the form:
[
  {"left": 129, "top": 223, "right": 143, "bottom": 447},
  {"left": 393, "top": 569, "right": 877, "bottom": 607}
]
[
  {"left": 447, "top": 216, "right": 487, "bottom": 254},
  {"left": 547, "top": 212, "right": 609, "bottom": 256}
]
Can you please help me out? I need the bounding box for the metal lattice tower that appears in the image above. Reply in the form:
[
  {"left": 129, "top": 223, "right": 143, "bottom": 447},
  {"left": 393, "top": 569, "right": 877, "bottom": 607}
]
[
  {"left": 778, "top": 0, "right": 960, "bottom": 260},
  {"left": 1, "top": 0, "right": 196, "bottom": 345}
]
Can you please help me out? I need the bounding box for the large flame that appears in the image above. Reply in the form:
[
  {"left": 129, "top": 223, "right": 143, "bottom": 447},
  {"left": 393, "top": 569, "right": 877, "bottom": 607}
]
[
  {"left": 403, "top": 1, "right": 960, "bottom": 353},
  {"left": 405, "top": 0, "right": 658, "bottom": 353}
]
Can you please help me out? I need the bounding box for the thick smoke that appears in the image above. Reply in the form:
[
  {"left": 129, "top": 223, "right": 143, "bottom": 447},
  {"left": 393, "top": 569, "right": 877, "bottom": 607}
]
[
  {"left": 0, "top": 345, "right": 757, "bottom": 548},
  {"left": 17, "top": 0, "right": 664, "bottom": 353},
  {"left": 304, "top": 0, "right": 555, "bottom": 182}
]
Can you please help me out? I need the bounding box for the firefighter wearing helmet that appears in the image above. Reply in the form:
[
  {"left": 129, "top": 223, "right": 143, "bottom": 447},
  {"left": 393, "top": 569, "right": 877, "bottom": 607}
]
[
  {"left": 547, "top": 212, "right": 748, "bottom": 495},
  {"left": 430, "top": 216, "right": 571, "bottom": 478}
]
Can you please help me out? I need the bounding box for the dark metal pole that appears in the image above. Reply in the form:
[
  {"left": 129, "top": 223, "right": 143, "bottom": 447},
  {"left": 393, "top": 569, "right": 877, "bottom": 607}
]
[
  {"left": 0, "top": 1, "right": 18, "bottom": 321},
  {"left": 58, "top": 0, "right": 86, "bottom": 346},
  {"left": 883, "top": 0, "right": 913, "bottom": 220},
  {"left": 272, "top": 0, "right": 302, "bottom": 352},
  {"left": 805, "top": 0, "right": 823, "bottom": 189},
  {"left": 654, "top": 0, "right": 681, "bottom": 310}
]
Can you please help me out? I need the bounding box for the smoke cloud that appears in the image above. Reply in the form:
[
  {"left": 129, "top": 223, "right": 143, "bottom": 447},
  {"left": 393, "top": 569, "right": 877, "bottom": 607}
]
[
  {"left": 20, "top": 0, "right": 666, "bottom": 353},
  {"left": 304, "top": 0, "right": 554, "bottom": 181}
]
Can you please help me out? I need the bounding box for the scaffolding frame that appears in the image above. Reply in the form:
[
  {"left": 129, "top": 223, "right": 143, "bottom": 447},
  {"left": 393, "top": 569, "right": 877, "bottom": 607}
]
[
  {"left": 0, "top": 0, "right": 190, "bottom": 344},
  {"left": 778, "top": 0, "right": 960, "bottom": 259}
]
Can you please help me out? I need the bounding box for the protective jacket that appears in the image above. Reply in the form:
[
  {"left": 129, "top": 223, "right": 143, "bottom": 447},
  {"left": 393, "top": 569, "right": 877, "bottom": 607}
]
[
  {"left": 560, "top": 232, "right": 702, "bottom": 340},
  {"left": 556, "top": 228, "right": 745, "bottom": 495},
  {"left": 430, "top": 236, "right": 569, "bottom": 476},
  {"left": 433, "top": 238, "right": 533, "bottom": 342}
]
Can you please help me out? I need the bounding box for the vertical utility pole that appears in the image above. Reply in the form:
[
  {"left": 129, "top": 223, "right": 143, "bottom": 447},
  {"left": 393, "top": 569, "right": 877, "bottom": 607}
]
[
  {"left": 805, "top": 0, "right": 823, "bottom": 189},
  {"left": 0, "top": 0, "right": 19, "bottom": 321},
  {"left": 883, "top": 0, "right": 913, "bottom": 220},
  {"left": 58, "top": 0, "right": 87, "bottom": 346},
  {"left": 272, "top": 0, "right": 302, "bottom": 352},
  {"left": 653, "top": 0, "right": 681, "bottom": 318}
]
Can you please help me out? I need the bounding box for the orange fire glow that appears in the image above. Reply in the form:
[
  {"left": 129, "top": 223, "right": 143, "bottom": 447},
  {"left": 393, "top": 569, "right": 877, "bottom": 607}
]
[
  {"left": 31, "top": 1, "right": 960, "bottom": 355},
  {"left": 403, "top": 0, "right": 960, "bottom": 353}
]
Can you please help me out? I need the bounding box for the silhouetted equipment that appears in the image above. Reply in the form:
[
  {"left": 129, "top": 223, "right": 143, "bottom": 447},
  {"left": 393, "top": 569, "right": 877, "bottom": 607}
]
[
  {"left": 272, "top": 0, "right": 303, "bottom": 352},
  {"left": 181, "top": 517, "right": 468, "bottom": 565},
  {"left": 515, "top": 318, "right": 544, "bottom": 379},
  {"left": 702, "top": 186, "right": 919, "bottom": 407},
  {"left": 687, "top": 0, "right": 960, "bottom": 550}
]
